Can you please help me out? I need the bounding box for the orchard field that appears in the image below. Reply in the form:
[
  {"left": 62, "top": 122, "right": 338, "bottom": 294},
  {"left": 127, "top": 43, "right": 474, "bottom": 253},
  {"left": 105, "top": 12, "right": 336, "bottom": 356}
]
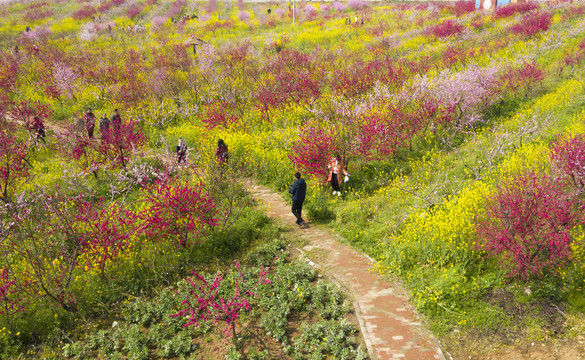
[{"left": 1, "top": 0, "right": 585, "bottom": 358}]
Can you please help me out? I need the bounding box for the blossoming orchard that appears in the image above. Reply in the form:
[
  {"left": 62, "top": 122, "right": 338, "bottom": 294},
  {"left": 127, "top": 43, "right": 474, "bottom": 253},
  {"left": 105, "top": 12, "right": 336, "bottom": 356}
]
[{"left": 1, "top": 0, "right": 585, "bottom": 358}]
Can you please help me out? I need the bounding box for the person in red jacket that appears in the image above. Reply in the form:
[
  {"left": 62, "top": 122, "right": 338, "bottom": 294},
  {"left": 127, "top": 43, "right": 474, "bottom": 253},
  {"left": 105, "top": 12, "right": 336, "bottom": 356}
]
[{"left": 327, "top": 154, "right": 349, "bottom": 196}]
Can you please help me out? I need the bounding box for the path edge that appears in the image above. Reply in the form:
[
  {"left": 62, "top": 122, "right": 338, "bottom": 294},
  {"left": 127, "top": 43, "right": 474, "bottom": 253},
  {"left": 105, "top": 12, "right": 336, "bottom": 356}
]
[{"left": 290, "top": 243, "right": 377, "bottom": 359}]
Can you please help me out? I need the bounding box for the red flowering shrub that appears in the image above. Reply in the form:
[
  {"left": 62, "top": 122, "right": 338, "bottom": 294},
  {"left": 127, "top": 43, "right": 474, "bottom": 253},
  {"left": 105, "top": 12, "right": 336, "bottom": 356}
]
[
  {"left": 140, "top": 178, "right": 219, "bottom": 247},
  {"left": 449, "top": 1, "right": 475, "bottom": 17},
  {"left": 201, "top": 102, "right": 239, "bottom": 129},
  {"left": 493, "top": 1, "right": 539, "bottom": 19},
  {"left": 509, "top": 12, "right": 552, "bottom": 38},
  {"left": 476, "top": 172, "right": 583, "bottom": 281},
  {"left": 289, "top": 125, "right": 338, "bottom": 180},
  {"left": 0, "top": 122, "right": 29, "bottom": 201},
  {"left": 126, "top": 3, "right": 145, "bottom": 18},
  {"left": 99, "top": 118, "right": 145, "bottom": 169},
  {"left": 551, "top": 134, "right": 585, "bottom": 194},
  {"left": 24, "top": 8, "right": 55, "bottom": 22},
  {"left": 497, "top": 61, "right": 544, "bottom": 97},
  {"left": 426, "top": 20, "right": 465, "bottom": 38},
  {"left": 73, "top": 5, "right": 97, "bottom": 20},
  {"left": 562, "top": 39, "right": 585, "bottom": 68}
]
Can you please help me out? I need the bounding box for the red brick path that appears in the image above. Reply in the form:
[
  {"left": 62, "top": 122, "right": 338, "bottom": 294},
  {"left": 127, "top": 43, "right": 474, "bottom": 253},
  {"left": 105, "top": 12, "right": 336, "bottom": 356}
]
[{"left": 246, "top": 181, "right": 446, "bottom": 360}]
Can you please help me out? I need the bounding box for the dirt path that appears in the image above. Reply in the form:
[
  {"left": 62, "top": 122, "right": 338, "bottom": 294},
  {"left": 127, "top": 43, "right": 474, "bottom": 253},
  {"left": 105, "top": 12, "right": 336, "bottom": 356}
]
[{"left": 244, "top": 180, "right": 446, "bottom": 360}]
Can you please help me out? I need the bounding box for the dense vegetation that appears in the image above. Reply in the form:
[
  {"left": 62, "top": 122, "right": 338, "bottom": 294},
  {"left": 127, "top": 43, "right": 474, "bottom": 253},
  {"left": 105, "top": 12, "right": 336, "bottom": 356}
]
[{"left": 1, "top": 0, "right": 585, "bottom": 358}]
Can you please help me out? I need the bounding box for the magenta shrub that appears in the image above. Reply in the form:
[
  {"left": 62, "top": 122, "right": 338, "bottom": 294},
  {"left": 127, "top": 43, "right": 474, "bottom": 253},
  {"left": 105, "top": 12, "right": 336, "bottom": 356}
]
[
  {"left": 0, "top": 122, "right": 29, "bottom": 201},
  {"left": 289, "top": 125, "right": 338, "bottom": 180},
  {"left": 24, "top": 8, "right": 55, "bottom": 21},
  {"left": 237, "top": 10, "right": 250, "bottom": 22},
  {"left": 476, "top": 172, "right": 583, "bottom": 281},
  {"left": 73, "top": 5, "right": 96, "bottom": 20},
  {"left": 449, "top": 1, "right": 475, "bottom": 16},
  {"left": 141, "top": 178, "right": 218, "bottom": 247},
  {"left": 126, "top": 3, "right": 144, "bottom": 18},
  {"left": 493, "top": 1, "right": 539, "bottom": 19},
  {"left": 426, "top": 20, "right": 465, "bottom": 38},
  {"left": 171, "top": 261, "right": 271, "bottom": 341},
  {"left": 551, "top": 134, "right": 585, "bottom": 194},
  {"left": 509, "top": 12, "right": 552, "bottom": 38},
  {"left": 497, "top": 61, "right": 544, "bottom": 96}
]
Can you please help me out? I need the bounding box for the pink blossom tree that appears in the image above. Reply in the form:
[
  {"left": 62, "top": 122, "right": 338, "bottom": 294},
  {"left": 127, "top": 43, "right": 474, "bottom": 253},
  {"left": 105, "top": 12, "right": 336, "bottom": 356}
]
[
  {"left": 289, "top": 125, "right": 339, "bottom": 180},
  {"left": 476, "top": 171, "right": 583, "bottom": 282},
  {"left": 0, "top": 267, "right": 24, "bottom": 332},
  {"left": 75, "top": 199, "right": 137, "bottom": 278},
  {"left": 170, "top": 260, "right": 271, "bottom": 354},
  {"left": 0, "top": 122, "right": 29, "bottom": 202},
  {"left": 551, "top": 134, "right": 585, "bottom": 195},
  {"left": 140, "top": 178, "right": 219, "bottom": 248},
  {"left": 98, "top": 118, "right": 146, "bottom": 169}
]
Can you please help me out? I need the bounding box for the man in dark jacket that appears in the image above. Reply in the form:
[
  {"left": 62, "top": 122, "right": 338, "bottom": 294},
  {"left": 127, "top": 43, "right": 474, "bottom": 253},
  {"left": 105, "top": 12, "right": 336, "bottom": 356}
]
[
  {"left": 289, "top": 172, "right": 307, "bottom": 227},
  {"left": 111, "top": 109, "right": 122, "bottom": 137}
]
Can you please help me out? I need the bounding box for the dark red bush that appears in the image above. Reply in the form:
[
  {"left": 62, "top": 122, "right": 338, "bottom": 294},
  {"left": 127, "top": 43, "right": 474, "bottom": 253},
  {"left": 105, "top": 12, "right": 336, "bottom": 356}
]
[
  {"left": 449, "top": 1, "right": 475, "bottom": 17},
  {"left": 551, "top": 134, "right": 585, "bottom": 194},
  {"left": 24, "top": 8, "right": 55, "bottom": 22},
  {"left": 426, "top": 20, "right": 465, "bottom": 38},
  {"left": 126, "top": 3, "right": 145, "bottom": 18},
  {"left": 509, "top": 12, "right": 552, "bottom": 38},
  {"left": 73, "top": 5, "right": 97, "bottom": 20},
  {"left": 476, "top": 171, "right": 583, "bottom": 281},
  {"left": 493, "top": 1, "right": 539, "bottom": 19},
  {"left": 497, "top": 61, "right": 544, "bottom": 96}
]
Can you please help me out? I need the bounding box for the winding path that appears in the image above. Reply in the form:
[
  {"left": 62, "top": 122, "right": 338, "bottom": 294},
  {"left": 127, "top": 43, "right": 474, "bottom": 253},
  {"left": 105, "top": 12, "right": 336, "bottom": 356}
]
[{"left": 244, "top": 179, "right": 446, "bottom": 360}]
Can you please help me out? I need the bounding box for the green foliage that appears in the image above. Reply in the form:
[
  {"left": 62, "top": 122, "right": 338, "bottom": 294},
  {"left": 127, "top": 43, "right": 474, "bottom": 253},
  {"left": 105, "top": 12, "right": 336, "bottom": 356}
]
[{"left": 58, "top": 244, "right": 364, "bottom": 359}]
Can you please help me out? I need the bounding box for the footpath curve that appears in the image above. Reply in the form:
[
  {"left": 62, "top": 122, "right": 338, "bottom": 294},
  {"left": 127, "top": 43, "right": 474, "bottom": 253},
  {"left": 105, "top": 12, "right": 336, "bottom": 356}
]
[{"left": 245, "top": 180, "right": 446, "bottom": 360}]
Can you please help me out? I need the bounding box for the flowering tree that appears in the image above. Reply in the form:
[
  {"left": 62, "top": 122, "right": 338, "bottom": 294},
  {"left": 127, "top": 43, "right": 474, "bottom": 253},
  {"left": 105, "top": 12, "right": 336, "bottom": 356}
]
[
  {"left": 510, "top": 12, "right": 553, "bottom": 38},
  {"left": 98, "top": 118, "right": 145, "bottom": 169},
  {"left": 493, "top": 1, "right": 538, "bottom": 19},
  {"left": 75, "top": 200, "right": 137, "bottom": 278},
  {"left": 9, "top": 100, "right": 52, "bottom": 133},
  {"left": 431, "top": 64, "right": 501, "bottom": 128},
  {"left": 425, "top": 20, "right": 465, "bottom": 38},
  {"left": 476, "top": 171, "right": 583, "bottom": 281},
  {"left": 551, "top": 134, "right": 585, "bottom": 194},
  {"left": 0, "top": 122, "right": 29, "bottom": 201},
  {"left": 2, "top": 193, "right": 86, "bottom": 312},
  {"left": 289, "top": 125, "right": 338, "bottom": 180},
  {"left": 0, "top": 267, "right": 24, "bottom": 332},
  {"left": 141, "top": 178, "right": 219, "bottom": 247},
  {"left": 497, "top": 61, "right": 544, "bottom": 98},
  {"left": 170, "top": 261, "right": 271, "bottom": 354},
  {"left": 0, "top": 55, "right": 19, "bottom": 96}
]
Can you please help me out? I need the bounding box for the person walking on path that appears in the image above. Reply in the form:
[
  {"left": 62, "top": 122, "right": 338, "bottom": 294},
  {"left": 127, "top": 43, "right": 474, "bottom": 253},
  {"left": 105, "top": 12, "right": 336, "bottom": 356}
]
[
  {"left": 111, "top": 109, "right": 122, "bottom": 137},
  {"left": 31, "top": 116, "right": 45, "bottom": 143},
  {"left": 327, "top": 154, "right": 349, "bottom": 196},
  {"left": 99, "top": 113, "right": 110, "bottom": 141},
  {"left": 215, "top": 139, "right": 229, "bottom": 166},
  {"left": 176, "top": 138, "right": 188, "bottom": 164},
  {"left": 289, "top": 172, "right": 306, "bottom": 227},
  {"left": 84, "top": 108, "right": 96, "bottom": 139}
]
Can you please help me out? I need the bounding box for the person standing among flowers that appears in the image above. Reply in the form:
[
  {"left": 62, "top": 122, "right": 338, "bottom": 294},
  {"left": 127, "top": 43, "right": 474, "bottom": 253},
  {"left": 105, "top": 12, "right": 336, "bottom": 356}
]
[
  {"left": 111, "top": 108, "right": 122, "bottom": 137},
  {"left": 99, "top": 113, "right": 110, "bottom": 140},
  {"left": 31, "top": 116, "right": 45, "bottom": 143},
  {"left": 327, "top": 154, "right": 349, "bottom": 196},
  {"left": 176, "top": 138, "right": 188, "bottom": 164},
  {"left": 84, "top": 108, "right": 96, "bottom": 139},
  {"left": 215, "top": 139, "right": 229, "bottom": 166},
  {"left": 289, "top": 172, "right": 306, "bottom": 227}
]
